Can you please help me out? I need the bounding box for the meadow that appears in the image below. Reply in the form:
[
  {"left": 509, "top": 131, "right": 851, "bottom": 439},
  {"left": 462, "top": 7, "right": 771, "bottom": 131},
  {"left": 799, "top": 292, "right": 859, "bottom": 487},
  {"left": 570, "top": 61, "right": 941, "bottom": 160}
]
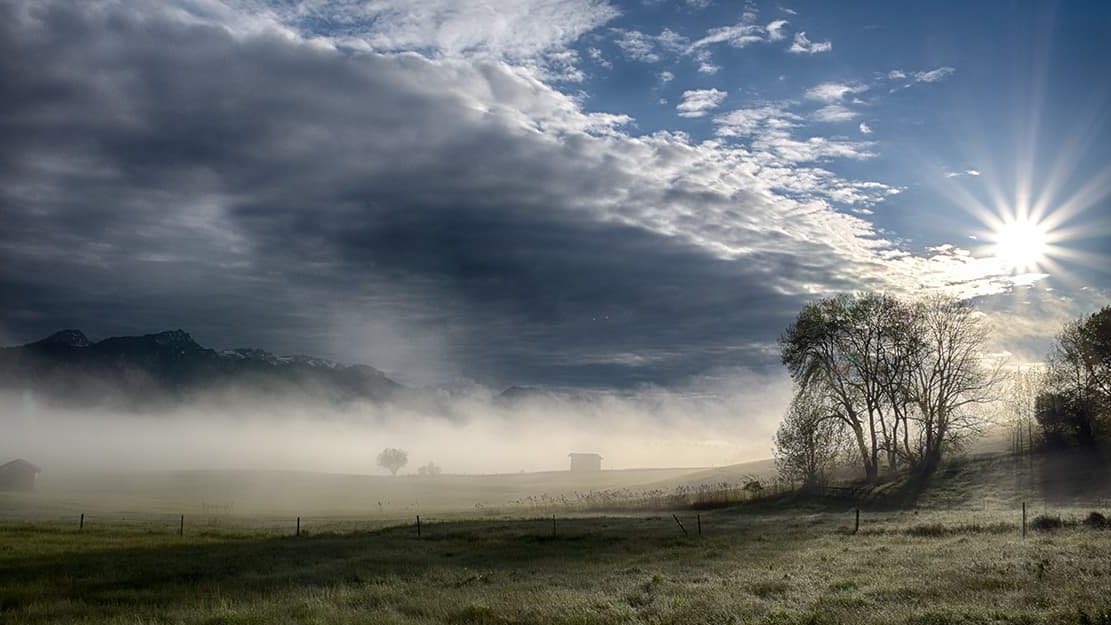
[{"left": 2, "top": 452, "right": 1111, "bottom": 624}]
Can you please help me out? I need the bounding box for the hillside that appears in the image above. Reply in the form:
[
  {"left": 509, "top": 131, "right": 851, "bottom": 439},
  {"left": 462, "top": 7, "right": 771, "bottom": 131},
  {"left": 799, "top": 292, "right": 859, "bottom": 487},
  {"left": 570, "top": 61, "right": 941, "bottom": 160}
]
[
  {"left": 0, "top": 329, "right": 403, "bottom": 409},
  {"left": 804, "top": 448, "right": 1111, "bottom": 513}
]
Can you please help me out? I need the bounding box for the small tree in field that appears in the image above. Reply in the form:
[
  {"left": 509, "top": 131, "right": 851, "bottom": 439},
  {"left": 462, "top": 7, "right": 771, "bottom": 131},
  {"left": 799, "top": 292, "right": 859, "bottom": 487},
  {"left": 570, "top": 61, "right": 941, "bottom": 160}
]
[{"left": 377, "top": 448, "right": 408, "bottom": 476}]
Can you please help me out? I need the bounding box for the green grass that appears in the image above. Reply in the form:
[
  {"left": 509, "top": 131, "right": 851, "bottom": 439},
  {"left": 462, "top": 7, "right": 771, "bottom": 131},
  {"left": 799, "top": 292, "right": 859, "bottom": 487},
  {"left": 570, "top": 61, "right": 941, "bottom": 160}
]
[
  {"left": 4, "top": 450, "right": 1111, "bottom": 624},
  {"left": 3, "top": 507, "right": 1111, "bottom": 624}
]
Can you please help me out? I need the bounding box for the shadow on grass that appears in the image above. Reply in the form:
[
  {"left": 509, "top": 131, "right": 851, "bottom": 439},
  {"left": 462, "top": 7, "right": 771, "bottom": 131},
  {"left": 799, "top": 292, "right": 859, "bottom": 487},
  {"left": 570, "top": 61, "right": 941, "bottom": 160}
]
[
  {"left": 756, "top": 448, "right": 1111, "bottom": 515},
  {"left": 0, "top": 515, "right": 786, "bottom": 620}
]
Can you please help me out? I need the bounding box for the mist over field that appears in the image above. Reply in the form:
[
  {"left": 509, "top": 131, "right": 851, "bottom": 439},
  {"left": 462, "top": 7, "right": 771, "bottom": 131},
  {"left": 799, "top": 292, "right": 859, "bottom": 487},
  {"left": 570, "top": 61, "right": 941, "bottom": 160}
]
[{"left": 0, "top": 367, "right": 790, "bottom": 475}]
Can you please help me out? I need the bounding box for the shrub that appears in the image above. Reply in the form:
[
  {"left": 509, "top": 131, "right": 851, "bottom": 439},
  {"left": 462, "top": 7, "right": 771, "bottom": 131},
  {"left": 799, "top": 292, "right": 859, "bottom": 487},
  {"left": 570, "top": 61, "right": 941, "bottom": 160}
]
[
  {"left": 906, "top": 523, "right": 948, "bottom": 537},
  {"left": 1084, "top": 512, "right": 1108, "bottom": 529},
  {"left": 1031, "top": 514, "right": 1063, "bottom": 531}
]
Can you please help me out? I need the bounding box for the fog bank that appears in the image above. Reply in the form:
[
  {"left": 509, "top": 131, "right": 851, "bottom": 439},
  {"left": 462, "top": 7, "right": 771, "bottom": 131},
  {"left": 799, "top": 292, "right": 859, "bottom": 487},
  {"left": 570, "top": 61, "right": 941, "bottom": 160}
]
[{"left": 0, "top": 368, "right": 790, "bottom": 475}]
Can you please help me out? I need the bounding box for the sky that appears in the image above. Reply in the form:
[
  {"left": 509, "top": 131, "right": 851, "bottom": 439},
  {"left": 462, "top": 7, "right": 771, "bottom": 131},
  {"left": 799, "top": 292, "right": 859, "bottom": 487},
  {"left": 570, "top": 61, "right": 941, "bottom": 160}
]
[{"left": 2, "top": 0, "right": 1110, "bottom": 391}]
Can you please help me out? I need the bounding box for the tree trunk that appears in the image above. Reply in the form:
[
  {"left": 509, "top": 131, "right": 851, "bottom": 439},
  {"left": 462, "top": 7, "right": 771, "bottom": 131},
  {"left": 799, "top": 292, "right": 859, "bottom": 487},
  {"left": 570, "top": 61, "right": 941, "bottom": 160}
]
[{"left": 850, "top": 422, "right": 877, "bottom": 481}]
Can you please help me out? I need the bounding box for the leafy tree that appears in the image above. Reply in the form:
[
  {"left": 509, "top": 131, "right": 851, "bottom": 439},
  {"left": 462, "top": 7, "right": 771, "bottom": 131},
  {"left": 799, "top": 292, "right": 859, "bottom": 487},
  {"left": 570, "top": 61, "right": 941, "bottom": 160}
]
[
  {"left": 780, "top": 294, "right": 876, "bottom": 479},
  {"left": 376, "top": 448, "right": 408, "bottom": 476},
  {"left": 1038, "top": 306, "right": 1111, "bottom": 447},
  {"left": 1035, "top": 390, "right": 1093, "bottom": 448},
  {"left": 774, "top": 386, "right": 847, "bottom": 490}
]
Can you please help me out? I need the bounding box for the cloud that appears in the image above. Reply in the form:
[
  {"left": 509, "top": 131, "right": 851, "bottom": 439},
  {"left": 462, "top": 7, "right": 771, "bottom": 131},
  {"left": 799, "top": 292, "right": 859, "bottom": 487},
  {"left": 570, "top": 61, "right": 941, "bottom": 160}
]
[
  {"left": 691, "top": 48, "right": 721, "bottom": 74},
  {"left": 614, "top": 29, "right": 662, "bottom": 62},
  {"left": 914, "top": 66, "right": 956, "bottom": 82},
  {"left": 586, "top": 46, "right": 612, "bottom": 68},
  {"left": 621, "top": 6, "right": 810, "bottom": 70},
  {"left": 693, "top": 23, "right": 766, "bottom": 49},
  {"left": 811, "top": 105, "right": 858, "bottom": 123},
  {"left": 805, "top": 82, "right": 868, "bottom": 103},
  {"left": 714, "top": 105, "right": 803, "bottom": 136},
  {"left": 766, "top": 19, "right": 789, "bottom": 42},
  {"left": 945, "top": 169, "right": 982, "bottom": 178},
  {"left": 0, "top": 0, "right": 1039, "bottom": 390},
  {"left": 788, "top": 31, "right": 831, "bottom": 54},
  {"left": 887, "top": 66, "right": 957, "bottom": 91},
  {"left": 278, "top": 0, "right": 619, "bottom": 59},
  {"left": 613, "top": 27, "right": 689, "bottom": 63},
  {"left": 676, "top": 88, "right": 728, "bottom": 117},
  {"left": 752, "top": 131, "right": 877, "bottom": 163},
  {"left": 687, "top": 8, "right": 790, "bottom": 53},
  {"left": 658, "top": 70, "right": 675, "bottom": 83},
  {"left": 859, "top": 121, "right": 873, "bottom": 134}
]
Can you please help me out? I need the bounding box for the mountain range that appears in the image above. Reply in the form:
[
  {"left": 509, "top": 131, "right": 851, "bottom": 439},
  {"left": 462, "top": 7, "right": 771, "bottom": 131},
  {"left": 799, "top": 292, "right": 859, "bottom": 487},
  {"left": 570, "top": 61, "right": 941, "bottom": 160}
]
[{"left": 0, "top": 329, "right": 403, "bottom": 409}]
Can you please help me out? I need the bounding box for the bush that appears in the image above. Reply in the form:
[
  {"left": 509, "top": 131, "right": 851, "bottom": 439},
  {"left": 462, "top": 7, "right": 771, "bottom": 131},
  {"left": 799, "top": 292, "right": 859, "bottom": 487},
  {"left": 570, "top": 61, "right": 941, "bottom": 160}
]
[
  {"left": 906, "top": 523, "right": 948, "bottom": 537},
  {"left": 1084, "top": 512, "right": 1108, "bottom": 529},
  {"left": 904, "top": 522, "right": 1015, "bottom": 537},
  {"left": 1031, "top": 514, "right": 1063, "bottom": 531}
]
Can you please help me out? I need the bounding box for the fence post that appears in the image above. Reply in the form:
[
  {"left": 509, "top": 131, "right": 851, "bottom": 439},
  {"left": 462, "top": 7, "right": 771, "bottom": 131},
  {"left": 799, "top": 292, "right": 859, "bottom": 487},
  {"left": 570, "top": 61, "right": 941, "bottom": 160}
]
[
  {"left": 79, "top": 513, "right": 84, "bottom": 530},
  {"left": 1022, "top": 502, "right": 1026, "bottom": 539},
  {"left": 417, "top": 515, "right": 421, "bottom": 537},
  {"left": 551, "top": 514, "right": 556, "bottom": 538},
  {"left": 296, "top": 516, "right": 301, "bottom": 537},
  {"left": 697, "top": 514, "right": 702, "bottom": 537},
  {"left": 179, "top": 514, "right": 184, "bottom": 537},
  {"left": 854, "top": 508, "right": 860, "bottom": 534},
  {"left": 672, "top": 514, "right": 688, "bottom": 536}
]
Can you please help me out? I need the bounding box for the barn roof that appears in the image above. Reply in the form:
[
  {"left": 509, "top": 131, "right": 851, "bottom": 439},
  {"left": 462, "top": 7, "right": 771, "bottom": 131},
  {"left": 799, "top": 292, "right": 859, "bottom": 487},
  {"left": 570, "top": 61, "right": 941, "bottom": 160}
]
[{"left": 0, "top": 458, "right": 41, "bottom": 473}]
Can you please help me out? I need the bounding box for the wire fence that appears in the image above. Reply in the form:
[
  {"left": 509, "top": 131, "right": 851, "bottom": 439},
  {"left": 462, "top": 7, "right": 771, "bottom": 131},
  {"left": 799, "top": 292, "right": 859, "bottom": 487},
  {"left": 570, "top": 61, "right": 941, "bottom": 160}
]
[{"left": 4, "top": 488, "right": 1110, "bottom": 542}]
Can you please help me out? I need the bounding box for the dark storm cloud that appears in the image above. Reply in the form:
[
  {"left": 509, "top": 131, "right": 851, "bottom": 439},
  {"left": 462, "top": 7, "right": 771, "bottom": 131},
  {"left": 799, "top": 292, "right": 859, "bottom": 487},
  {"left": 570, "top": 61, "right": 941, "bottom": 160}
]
[{"left": 0, "top": 0, "right": 817, "bottom": 387}]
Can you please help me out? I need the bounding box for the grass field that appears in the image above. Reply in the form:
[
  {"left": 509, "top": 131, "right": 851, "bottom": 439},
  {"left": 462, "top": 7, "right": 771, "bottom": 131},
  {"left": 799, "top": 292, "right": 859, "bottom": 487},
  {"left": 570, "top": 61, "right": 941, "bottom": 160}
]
[
  {"left": 2, "top": 452, "right": 1111, "bottom": 624},
  {"left": 0, "top": 459, "right": 775, "bottom": 522}
]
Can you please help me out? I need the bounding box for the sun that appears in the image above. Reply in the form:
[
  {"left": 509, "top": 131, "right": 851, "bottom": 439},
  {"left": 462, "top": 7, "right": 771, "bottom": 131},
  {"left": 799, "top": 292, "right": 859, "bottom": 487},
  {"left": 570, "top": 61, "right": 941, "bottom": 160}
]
[{"left": 991, "top": 218, "right": 1048, "bottom": 271}]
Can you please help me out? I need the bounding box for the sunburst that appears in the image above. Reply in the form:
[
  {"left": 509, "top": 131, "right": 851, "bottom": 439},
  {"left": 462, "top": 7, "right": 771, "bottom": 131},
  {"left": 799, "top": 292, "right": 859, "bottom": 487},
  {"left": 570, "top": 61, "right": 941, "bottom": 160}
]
[{"left": 989, "top": 216, "right": 1049, "bottom": 273}]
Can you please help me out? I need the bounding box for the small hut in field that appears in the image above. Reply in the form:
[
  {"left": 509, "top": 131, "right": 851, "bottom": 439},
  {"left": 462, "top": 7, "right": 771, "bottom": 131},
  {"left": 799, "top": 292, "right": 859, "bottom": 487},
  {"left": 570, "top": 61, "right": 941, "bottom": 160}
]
[
  {"left": 568, "top": 452, "right": 602, "bottom": 472},
  {"left": 0, "top": 458, "right": 41, "bottom": 491}
]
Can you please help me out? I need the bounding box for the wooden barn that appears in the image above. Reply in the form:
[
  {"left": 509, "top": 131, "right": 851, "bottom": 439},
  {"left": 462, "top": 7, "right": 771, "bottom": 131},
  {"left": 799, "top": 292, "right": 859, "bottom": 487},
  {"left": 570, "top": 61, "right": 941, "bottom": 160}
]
[
  {"left": 0, "top": 458, "right": 41, "bottom": 491},
  {"left": 568, "top": 452, "right": 602, "bottom": 472}
]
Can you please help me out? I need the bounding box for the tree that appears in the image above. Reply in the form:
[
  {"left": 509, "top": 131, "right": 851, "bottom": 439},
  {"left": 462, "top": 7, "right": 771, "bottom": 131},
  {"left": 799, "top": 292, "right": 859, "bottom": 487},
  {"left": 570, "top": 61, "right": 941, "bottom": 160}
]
[
  {"left": 780, "top": 294, "right": 877, "bottom": 480},
  {"left": 377, "top": 448, "right": 408, "bottom": 476},
  {"left": 774, "top": 386, "right": 847, "bottom": 490},
  {"left": 1035, "top": 390, "right": 1092, "bottom": 448},
  {"left": 907, "top": 296, "right": 999, "bottom": 472},
  {"left": 417, "top": 461, "right": 442, "bottom": 476},
  {"left": 779, "top": 292, "right": 998, "bottom": 479},
  {"left": 780, "top": 293, "right": 918, "bottom": 479},
  {"left": 999, "top": 366, "right": 1044, "bottom": 454},
  {"left": 1038, "top": 306, "right": 1111, "bottom": 447}
]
